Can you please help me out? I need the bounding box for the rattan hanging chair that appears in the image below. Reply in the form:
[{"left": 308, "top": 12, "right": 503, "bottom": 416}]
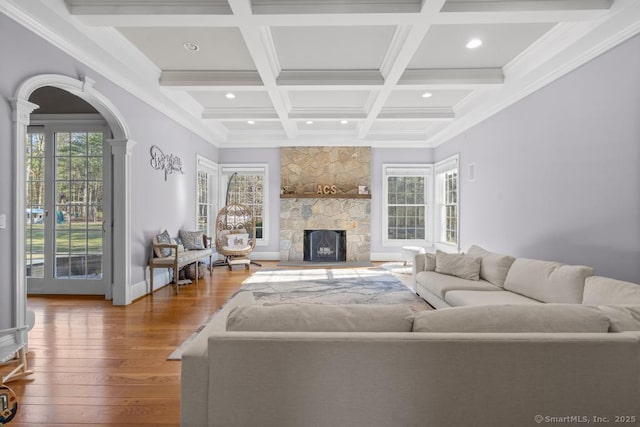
[{"left": 214, "top": 203, "right": 257, "bottom": 270}]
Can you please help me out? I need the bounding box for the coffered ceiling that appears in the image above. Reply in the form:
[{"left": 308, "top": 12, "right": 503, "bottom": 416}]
[{"left": 3, "top": 0, "right": 640, "bottom": 147}]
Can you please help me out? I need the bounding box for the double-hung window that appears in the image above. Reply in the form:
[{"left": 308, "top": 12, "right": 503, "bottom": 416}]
[
  {"left": 220, "top": 164, "right": 268, "bottom": 245},
  {"left": 435, "top": 155, "right": 459, "bottom": 250},
  {"left": 382, "top": 164, "right": 433, "bottom": 246}
]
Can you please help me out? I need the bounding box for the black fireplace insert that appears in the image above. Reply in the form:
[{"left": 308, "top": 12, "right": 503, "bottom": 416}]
[{"left": 303, "top": 229, "right": 347, "bottom": 262}]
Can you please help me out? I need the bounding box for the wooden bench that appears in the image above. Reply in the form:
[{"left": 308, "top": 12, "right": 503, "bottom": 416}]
[{"left": 149, "top": 235, "right": 213, "bottom": 294}]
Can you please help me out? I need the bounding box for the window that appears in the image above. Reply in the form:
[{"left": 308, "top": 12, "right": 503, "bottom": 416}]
[
  {"left": 382, "top": 164, "right": 433, "bottom": 245},
  {"left": 220, "top": 164, "right": 268, "bottom": 245},
  {"left": 196, "top": 155, "right": 218, "bottom": 237},
  {"left": 435, "top": 155, "right": 459, "bottom": 250}
]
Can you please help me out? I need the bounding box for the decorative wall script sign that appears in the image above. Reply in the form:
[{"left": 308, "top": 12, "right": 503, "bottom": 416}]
[
  {"left": 150, "top": 145, "right": 184, "bottom": 181},
  {"left": 317, "top": 184, "right": 338, "bottom": 195}
]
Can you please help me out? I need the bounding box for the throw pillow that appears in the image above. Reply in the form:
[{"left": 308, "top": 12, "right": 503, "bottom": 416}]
[
  {"left": 435, "top": 250, "right": 481, "bottom": 281},
  {"left": 597, "top": 305, "right": 640, "bottom": 332},
  {"left": 180, "top": 230, "right": 205, "bottom": 250},
  {"left": 412, "top": 304, "right": 610, "bottom": 333},
  {"left": 226, "top": 303, "right": 415, "bottom": 332},
  {"left": 466, "top": 245, "right": 516, "bottom": 287},
  {"left": 154, "top": 230, "right": 172, "bottom": 257}
]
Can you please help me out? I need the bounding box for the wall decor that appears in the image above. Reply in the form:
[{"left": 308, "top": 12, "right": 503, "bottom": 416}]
[{"left": 150, "top": 145, "right": 184, "bottom": 181}]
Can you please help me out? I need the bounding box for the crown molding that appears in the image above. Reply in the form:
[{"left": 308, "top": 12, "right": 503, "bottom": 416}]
[{"left": 1, "top": 0, "right": 224, "bottom": 145}]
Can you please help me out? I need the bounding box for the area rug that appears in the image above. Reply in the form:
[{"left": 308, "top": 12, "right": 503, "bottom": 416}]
[
  {"left": 168, "top": 267, "right": 430, "bottom": 360},
  {"left": 379, "top": 261, "right": 413, "bottom": 275}
]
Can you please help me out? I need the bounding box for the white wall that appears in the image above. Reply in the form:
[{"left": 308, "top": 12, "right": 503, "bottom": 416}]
[
  {"left": 0, "top": 13, "right": 219, "bottom": 326},
  {"left": 436, "top": 33, "right": 640, "bottom": 283}
]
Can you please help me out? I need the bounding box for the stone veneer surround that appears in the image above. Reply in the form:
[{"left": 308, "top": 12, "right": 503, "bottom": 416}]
[{"left": 279, "top": 147, "right": 371, "bottom": 262}]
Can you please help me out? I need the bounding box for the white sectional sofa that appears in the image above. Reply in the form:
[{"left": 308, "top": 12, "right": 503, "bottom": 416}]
[
  {"left": 181, "top": 278, "right": 640, "bottom": 426},
  {"left": 413, "top": 245, "right": 638, "bottom": 308}
]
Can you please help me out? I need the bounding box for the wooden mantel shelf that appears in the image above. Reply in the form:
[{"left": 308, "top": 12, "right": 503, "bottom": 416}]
[{"left": 280, "top": 193, "right": 371, "bottom": 199}]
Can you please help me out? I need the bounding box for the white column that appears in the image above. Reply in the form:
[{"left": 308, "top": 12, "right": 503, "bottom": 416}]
[
  {"left": 9, "top": 99, "right": 39, "bottom": 330},
  {"left": 108, "top": 139, "right": 136, "bottom": 305}
]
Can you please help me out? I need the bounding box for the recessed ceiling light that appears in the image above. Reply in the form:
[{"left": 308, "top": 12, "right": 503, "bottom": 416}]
[
  {"left": 421, "top": 92, "right": 433, "bottom": 98},
  {"left": 466, "top": 38, "right": 483, "bottom": 49},
  {"left": 247, "top": 120, "right": 255, "bottom": 125},
  {"left": 225, "top": 92, "right": 236, "bottom": 99},
  {"left": 306, "top": 120, "right": 313, "bottom": 125},
  {"left": 183, "top": 42, "right": 199, "bottom": 52},
  {"left": 340, "top": 120, "right": 348, "bottom": 124}
]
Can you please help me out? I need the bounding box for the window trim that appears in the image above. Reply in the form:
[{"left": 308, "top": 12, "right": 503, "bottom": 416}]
[
  {"left": 195, "top": 154, "right": 218, "bottom": 238},
  {"left": 381, "top": 163, "right": 433, "bottom": 247},
  {"left": 219, "top": 163, "right": 269, "bottom": 246},
  {"left": 434, "top": 154, "right": 460, "bottom": 252}
]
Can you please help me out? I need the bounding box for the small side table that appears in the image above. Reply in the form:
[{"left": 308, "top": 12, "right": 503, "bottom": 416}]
[{"left": 401, "top": 246, "right": 426, "bottom": 266}]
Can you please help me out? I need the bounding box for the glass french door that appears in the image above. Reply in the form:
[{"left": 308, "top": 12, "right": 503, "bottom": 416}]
[{"left": 26, "top": 124, "right": 111, "bottom": 295}]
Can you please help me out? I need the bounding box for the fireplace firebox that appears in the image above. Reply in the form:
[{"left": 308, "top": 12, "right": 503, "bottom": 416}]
[{"left": 304, "top": 230, "right": 347, "bottom": 262}]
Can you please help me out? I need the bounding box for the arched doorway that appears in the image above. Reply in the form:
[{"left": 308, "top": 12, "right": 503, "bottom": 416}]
[{"left": 11, "top": 74, "right": 135, "bottom": 329}]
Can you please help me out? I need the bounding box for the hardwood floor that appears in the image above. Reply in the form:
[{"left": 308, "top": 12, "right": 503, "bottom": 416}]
[
  {"left": 7, "top": 261, "right": 407, "bottom": 426},
  {"left": 8, "top": 262, "right": 270, "bottom": 426}
]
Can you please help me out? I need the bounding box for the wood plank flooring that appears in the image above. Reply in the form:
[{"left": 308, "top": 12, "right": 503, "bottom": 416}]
[
  {"left": 6, "top": 261, "right": 407, "bottom": 426},
  {"left": 8, "top": 262, "right": 266, "bottom": 426}
]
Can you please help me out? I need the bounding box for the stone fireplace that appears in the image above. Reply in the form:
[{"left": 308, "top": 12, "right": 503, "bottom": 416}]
[{"left": 280, "top": 147, "right": 371, "bottom": 262}]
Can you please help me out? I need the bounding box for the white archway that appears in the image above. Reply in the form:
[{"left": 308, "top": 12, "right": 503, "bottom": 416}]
[{"left": 10, "top": 74, "right": 135, "bottom": 328}]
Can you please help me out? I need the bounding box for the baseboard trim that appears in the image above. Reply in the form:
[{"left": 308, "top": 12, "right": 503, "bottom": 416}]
[{"left": 131, "top": 270, "right": 171, "bottom": 301}]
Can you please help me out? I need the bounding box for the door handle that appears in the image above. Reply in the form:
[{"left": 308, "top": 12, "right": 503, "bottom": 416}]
[{"left": 102, "top": 221, "right": 106, "bottom": 233}]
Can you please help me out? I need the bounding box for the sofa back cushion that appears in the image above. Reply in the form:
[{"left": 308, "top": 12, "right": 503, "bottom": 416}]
[
  {"left": 503, "top": 258, "right": 593, "bottom": 303},
  {"left": 412, "top": 304, "right": 610, "bottom": 333},
  {"left": 582, "top": 276, "right": 640, "bottom": 305},
  {"left": 466, "top": 245, "right": 515, "bottom": 287},
  {"left": 227, "top": 303, "right": 415, "bottom": 332},
  {"left": 435, "top": 251, "right": 481, "bottom": 281},
  {"left": 597, "top": 305, "right": 640, "bottom": 332}
]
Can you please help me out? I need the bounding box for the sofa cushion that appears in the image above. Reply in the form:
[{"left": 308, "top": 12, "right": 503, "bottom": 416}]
[
  {"left": 414, "top": 253, "right": 436, "bottom": 272},
  {"left": 503, "top": 258, "right": 593, "bottom": 303},
  {"left": 226, "top": 303, "right": 415, "bottom": 332},
  {"left": 444, "top": 290, "right": 542, "bottom": 306},
  {"left": 412, "top": 304, "right": 610, "bottom": 333},
  {"left": 582, "top": 276, "right": 640, "bottom": 305},
  {"left": 597, "top": 305, "right": 640, "bottom": 332},
  {"left": 435, "top": 251, "right": 481, "bottom": 281},
  {"left": 416, "top": 271, "right": 501, "bottom": 299},
  {"left": 466, "top": 245, "right": 515, "bottom": 287}
]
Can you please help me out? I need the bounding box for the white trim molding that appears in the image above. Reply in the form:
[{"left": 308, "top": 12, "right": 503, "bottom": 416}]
[
  {"left": 434, "top": 154, "right": 460, "bottom": 253},
  {"left": 12, "top": 74, "right": 134, "bottom": 314}
]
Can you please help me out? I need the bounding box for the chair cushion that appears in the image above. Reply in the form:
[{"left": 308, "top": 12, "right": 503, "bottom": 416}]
[
  {"left": 415, "top": 271, "right": 501, "bottom": 299},
  {"left": 597, "top": 305, "right": 640, "bottom": 332},
  {"left": 226, "top": 303, "right": 415, "bottom": 332},
  {"left": 435, "top": 251, "right": 481, "bottom": 281},
  {"left": 412, "top": 304, "right": 610, "bottom": 333},
  {"left": 444, "top": 290, "right": 542, "bottom": 306},
  {"left": 180, "top": 230, "right": 205, "bottom": 250},
  {"left": 582, "top": 276, "right": 640, "bottom": 305},
  {"left": 466, "top": 245, "right": 515, "bottom": 287},
  {"left": 503, "top": 258, "right": 593, "bottom": 303}
]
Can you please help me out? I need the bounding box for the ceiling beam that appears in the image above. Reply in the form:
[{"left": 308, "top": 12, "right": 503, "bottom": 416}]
[
  {"left": 399, "top": 68, "right": 504, "bottom": 85},
  {"left": 357, "top": 0, "right": 449, "bottom": 139},
  {"left": 277, "top": 70, "right": 383, "bottom": 86},
  {"left": 226, "top": 0, "right": 297, "bottom": 138},
  {"left": 202, "top": 108, "right": 278, "bottom": 119},
  {"left": 160, "top": 71, "right": 263, "bottom": 87},
  {"left": 377, "top": 107, "right": 455, "bottom": 120}
]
